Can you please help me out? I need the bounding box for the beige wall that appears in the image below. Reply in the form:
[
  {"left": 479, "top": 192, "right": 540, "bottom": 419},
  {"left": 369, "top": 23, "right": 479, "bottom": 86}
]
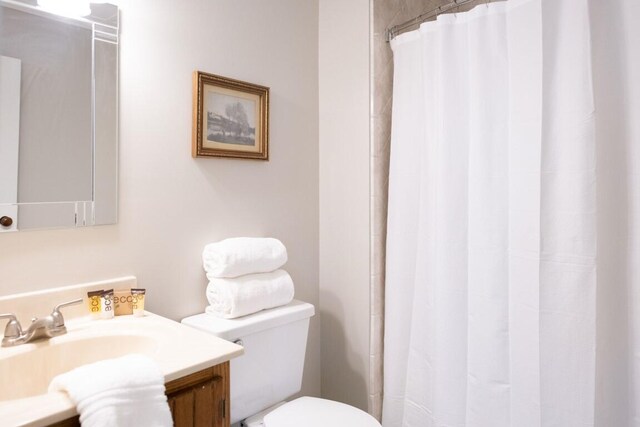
[
  {"left": 0, "top": 0, "right": 320, "bottom": 398},
  {"left": 319, "top": 0, "right": 371, "bottom": 412}
]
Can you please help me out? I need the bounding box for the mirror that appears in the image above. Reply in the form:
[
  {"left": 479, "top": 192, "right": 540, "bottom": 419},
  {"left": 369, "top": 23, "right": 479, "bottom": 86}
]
[{"left": 0, "top": 0, "right": 118, "bottom": 232}]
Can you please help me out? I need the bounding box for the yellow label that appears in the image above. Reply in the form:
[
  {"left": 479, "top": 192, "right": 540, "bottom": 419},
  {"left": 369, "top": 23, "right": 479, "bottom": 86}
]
[{"left": 89, "top": 296, "right": 101, "bottom": 312}]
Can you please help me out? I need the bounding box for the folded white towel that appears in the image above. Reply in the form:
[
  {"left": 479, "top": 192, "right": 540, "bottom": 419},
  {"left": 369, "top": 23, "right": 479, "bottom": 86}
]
[
  {"left": 49, "top": 354, "right": 172, "bottom": 427},
  {"left": 206, "top": 269, "right": 295, "bottom": 318},
  {"left": 202, "top": 237, "right": 288, "bottom": 278}
]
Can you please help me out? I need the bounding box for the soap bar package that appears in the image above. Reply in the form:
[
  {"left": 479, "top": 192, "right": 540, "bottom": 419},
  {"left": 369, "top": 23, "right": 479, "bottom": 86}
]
[
  {"left": 131, "top": 288, "right": 146, "bottom": 317},
  {"left": 102, "top": 289, "right": 115, "bottom": 319},
  {"left": 87, "top": 290, "right": 103, "bottom": 319},
  {"left": 114, "top": 289, "right": 133, "bottom": 315}
]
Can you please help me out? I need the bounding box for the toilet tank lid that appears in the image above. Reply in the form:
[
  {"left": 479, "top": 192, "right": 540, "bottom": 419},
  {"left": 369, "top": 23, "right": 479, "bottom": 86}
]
[{"left": 181, "top": 300, "right": 315, "bottom": 341}]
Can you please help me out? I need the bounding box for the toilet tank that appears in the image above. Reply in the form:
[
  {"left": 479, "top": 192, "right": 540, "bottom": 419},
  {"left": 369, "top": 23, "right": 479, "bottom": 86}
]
[{"left": 181, "top": 300, "right": 315, "bottom": 424}]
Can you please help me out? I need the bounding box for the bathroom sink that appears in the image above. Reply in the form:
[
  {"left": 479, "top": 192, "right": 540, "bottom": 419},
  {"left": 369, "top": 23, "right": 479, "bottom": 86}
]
[
  {"left": 0, "top": 334, "right": 157, "bottom": 401},
  {"left": 0, "top": 312, "right": 243, "bottom": 427}
]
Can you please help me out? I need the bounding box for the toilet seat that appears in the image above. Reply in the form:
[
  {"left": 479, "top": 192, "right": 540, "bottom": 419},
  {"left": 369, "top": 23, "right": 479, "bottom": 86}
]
[{"left": 263, "top": 396, "right": 381, "bottom": 427}]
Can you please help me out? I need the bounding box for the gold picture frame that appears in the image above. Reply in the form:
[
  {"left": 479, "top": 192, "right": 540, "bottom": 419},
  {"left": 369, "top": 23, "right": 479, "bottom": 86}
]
[{"left": 192, "top": 71, "right": 269, "bottom": 160}]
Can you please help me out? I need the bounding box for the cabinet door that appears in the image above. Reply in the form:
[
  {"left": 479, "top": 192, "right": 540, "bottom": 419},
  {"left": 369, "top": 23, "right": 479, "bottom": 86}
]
[
  {"left": 169, "top": 386, "right": 195, "bottom": 426},
  {"left": 166, "top": 363, "right": 230, "bottom": 427}
]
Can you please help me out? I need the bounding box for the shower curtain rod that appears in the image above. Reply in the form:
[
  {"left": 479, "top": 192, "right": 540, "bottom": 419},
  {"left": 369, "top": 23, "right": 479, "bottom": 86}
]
[{"left": 385, "top": 0, "right": 487, "bottom": 42}]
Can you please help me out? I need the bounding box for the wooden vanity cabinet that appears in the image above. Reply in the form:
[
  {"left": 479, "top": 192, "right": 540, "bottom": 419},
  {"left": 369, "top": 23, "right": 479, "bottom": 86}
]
[{"left": 48, "top": 362, "right": 230, "bottom": 427}]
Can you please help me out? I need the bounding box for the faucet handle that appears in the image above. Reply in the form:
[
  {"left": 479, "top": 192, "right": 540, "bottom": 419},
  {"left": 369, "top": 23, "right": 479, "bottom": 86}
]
[
  {"left": 51, "top": 298, "right": 83, "bottom": 328},
  {"left": 0, "top": 313, "right": 23, "bottom": 339}
]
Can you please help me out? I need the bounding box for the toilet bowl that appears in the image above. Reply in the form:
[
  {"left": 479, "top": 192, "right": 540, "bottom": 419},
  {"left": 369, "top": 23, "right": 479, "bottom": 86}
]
[
  {"left": 245, "top": 396, "right": 380, "bottom": 427},
  {"left": 181, "top": 300, "right": 381, "bottom": 427}
]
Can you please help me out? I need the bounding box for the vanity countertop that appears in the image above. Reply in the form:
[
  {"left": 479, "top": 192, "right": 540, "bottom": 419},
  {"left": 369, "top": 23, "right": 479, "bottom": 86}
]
[{"left": 0, "top": 312, "right": 244, "bottom": 427}]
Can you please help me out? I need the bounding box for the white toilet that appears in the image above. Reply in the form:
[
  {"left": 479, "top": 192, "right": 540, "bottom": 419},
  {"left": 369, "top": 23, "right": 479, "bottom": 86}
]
[{"left": 181, "top": 300, "right": 381, "bottom": 427}]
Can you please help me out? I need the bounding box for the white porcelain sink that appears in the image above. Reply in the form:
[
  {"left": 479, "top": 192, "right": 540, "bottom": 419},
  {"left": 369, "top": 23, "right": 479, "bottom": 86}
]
[
  {"left": 0, "top": 334, "right": 157, "bottom": 401},
  {"left": 0, "top": 312, "right": 243, "bottom": 427}
]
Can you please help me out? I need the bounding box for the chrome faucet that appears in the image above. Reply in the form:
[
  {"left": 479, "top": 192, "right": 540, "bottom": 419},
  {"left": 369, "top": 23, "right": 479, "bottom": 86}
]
[{"left": 0, "top": 298, "right": 83, "bottom": 347}]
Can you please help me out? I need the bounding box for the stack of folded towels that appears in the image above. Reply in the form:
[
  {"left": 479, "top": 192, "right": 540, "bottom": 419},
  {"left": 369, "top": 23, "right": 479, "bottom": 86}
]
[{"left": 202, "top": 237, "right": 294, "bottom": 319}]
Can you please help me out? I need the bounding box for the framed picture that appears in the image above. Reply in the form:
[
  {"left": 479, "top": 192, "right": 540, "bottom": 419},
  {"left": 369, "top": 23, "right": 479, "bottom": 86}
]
[{"left": 192, "top": 71, "right": 269, "bottom": 160}]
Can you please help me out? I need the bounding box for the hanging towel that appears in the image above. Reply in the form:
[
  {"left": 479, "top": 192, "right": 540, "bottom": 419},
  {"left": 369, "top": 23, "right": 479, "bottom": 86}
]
[
  {"left": 206, "top": 269, "right": 295, "bottom": 318},
  {"left": 48, "top": 354, "right": 172, "bottom": 427},
  {"left": 202, "top": 237, "right": 288, "bottom": 278}
]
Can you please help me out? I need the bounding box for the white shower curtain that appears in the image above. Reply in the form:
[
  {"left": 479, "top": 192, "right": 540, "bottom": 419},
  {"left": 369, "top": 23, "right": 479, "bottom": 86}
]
[{"left": 383, "top": 0, "right": 640, "bottom": 426}]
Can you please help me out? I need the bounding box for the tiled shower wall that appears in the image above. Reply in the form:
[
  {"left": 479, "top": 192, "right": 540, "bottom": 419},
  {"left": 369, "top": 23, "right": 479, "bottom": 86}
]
[{"left": 369, "top": 0, "right": 501, "bottom": 420}]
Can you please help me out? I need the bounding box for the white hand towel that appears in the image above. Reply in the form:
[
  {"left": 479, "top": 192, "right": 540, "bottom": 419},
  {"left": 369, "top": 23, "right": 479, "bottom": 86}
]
[
  {"left": 49, "top": 354, "right": 172, "bottom": 427},
  {"left": 202, "top": 237, "right": 288, "bottom": 278},
  {"left": 206, "top": 269, "right": 295, "bottom": 318}
]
